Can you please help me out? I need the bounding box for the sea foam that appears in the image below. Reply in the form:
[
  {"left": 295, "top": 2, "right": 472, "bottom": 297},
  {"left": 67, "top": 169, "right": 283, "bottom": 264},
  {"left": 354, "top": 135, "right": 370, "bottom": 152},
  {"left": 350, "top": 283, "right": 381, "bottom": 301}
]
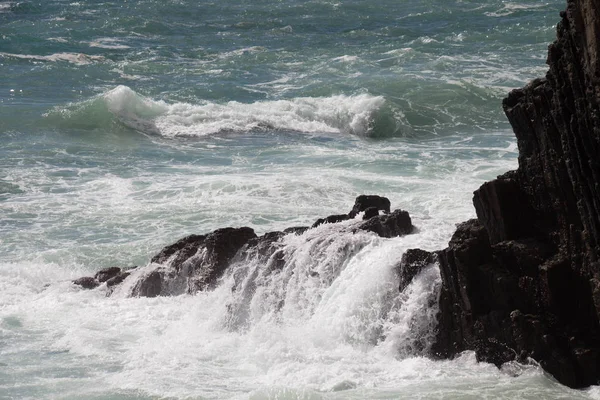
[{"left": 48, "top": 86, "right": 387, "bottom": 137}]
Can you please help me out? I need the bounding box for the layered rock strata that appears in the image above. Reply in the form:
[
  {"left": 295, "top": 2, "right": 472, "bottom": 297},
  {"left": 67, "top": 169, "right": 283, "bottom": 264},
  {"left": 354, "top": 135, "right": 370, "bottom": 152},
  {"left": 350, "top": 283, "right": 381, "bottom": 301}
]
[{"left": 426, "top": 0, "right": 600, "bottom": 388}]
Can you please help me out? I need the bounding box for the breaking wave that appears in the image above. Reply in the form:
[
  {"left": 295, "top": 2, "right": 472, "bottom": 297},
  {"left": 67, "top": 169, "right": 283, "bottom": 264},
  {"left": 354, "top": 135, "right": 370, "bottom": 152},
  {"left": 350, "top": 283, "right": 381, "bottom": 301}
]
[{"left": 44, "top": 86, "right": 397, "bottom": 138}]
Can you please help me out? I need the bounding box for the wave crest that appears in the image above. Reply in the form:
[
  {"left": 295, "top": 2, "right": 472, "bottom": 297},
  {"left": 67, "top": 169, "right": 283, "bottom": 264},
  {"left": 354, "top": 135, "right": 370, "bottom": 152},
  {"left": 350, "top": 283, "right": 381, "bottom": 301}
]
[{"left": 47, "top": 86, "right": 389, "bottom": 137}]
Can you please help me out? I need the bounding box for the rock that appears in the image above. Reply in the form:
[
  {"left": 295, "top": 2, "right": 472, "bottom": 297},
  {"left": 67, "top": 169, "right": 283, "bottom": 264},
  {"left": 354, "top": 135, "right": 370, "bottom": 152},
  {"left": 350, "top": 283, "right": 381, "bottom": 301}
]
[
  {"left": 312, "top": 214, "right": 350, "bottom": 228},
  {"left": 131, "top": 227, "right": 257, "bottom": 297},
  {"left": 397, "top": 249, "right": 436, "bottom": 292},
  {"left": 72, "top": 276, "right": 99, "bottom": 289},
  {"left": 362, "top": 207, "right": 379, "bottom": 220},
  {"left": 150, "top": 234, "right": 206, "bottom": 266},
  {"left": 283, "top": 226, "right": 309, "bottom": 235},
  {"left": 356, "top": 209, "right": 413, "bottom": 238},
  {"left": 94, "top": 267, "right": 121, "bottom": 283},
  {"left": 131, "top": 270, "right": 162, "bottom": 298},
  {"left": 348, "top": 195, "right": 391, "bottom": 218},
  {"left": 244, "top": 231, "right": 287, "bottom": 274},
  {"left": 311, "top": 194, "right": 394, "bottom": 228},
  {"left": 433, "top": 0, "right": 600, "bottom": 388},
  {"left": 106, "top": 272, "right": 130, "bottom": 287},
  {"left": 473, "top": 171, "right": 536, "bottom": 245},
  {"left": 91, "top": 194, "right": 414, "bottom": 300}
]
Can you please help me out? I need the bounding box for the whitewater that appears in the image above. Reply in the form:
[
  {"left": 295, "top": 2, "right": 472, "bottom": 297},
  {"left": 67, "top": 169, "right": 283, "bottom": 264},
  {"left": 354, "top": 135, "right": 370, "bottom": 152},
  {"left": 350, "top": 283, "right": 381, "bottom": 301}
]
[{"left": 2, "top": 0, "right": 599, "bottom": 398}]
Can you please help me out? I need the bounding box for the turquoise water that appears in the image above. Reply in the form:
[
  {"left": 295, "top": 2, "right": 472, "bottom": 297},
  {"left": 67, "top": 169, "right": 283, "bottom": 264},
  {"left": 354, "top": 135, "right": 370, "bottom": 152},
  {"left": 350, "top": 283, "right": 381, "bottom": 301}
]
[{"left": 3, "top": 1, "right": 598, "bottom": 399}]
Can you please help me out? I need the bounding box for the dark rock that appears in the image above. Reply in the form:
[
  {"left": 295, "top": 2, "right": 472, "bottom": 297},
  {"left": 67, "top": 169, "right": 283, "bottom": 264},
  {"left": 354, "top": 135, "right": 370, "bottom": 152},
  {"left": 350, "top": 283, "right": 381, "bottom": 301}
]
[
  {"left": 433, "top": 0, "right": 600, "bottom": 388},
  {"left": 244, "top": 231, "right": 287, "bottom": 274},
  {"left": 397, "top": 249, "right": 436, "bottom": 292},
  {"left": 94, "top": 267, "right": 121, "bottom": 283},
  {"left": 150, "top": 234, "right": 206, "bottom": 266},
  {"left": 131, "top": 227, "right": 257, "bottom": 297},
  {"left": 473, "top": 171, "right": 536, "bottom": 245},
  {"left": 72, "top": 276, "right": 99, "bottom": 289},
  {"left": 362, "top": 207, "right": 379, "bottom": 220},
  {"left": 106, "top": 272, "right": 130, "bottom": 287},
  {"left": 348, "top": 195, "right": 391, "bottom": 218},
  {"left": 283, "top": 226, "right": 309, "bottom": 235},
  {"left": 474, "top": 338, "right": 517, "bottom": 368},
  {"left": 312, "top": 214, "right": 350, "bottom": 228},
  {"left": 131, "top": 270, "right": 162, "bottom": 298},
  {"left": 356, "top": 209, "right": 413, "bottom": 238}
]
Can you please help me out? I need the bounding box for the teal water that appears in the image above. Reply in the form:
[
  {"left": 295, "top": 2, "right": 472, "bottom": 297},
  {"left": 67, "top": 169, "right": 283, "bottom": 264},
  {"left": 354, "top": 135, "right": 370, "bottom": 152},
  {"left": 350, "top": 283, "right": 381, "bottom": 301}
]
[{"left": 3, "top": 1, "right": 598, "bottom": 399}]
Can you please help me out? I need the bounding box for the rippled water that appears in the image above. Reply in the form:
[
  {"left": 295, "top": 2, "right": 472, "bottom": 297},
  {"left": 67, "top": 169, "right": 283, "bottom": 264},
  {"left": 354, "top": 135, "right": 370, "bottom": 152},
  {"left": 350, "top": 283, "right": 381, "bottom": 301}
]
[{"left": 2, "top": 1, "right": 597, "bottom": 399}]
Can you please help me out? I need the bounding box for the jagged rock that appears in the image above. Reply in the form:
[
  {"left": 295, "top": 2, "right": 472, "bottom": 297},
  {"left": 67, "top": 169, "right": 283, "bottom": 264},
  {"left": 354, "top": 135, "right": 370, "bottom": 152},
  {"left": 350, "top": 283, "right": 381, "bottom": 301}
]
[
  {"left": 283, "top": 226, "right": 309, "bottom": 235},
  {"left": 397, "top": 249, "right": 436, "bottom": 292},
  {"left": 132, "top": 270, "right": 162, "bottom": 298},
  {"left": 356, "top": 209, "right": 413, "bottom": 238},
  {"left": 348, "top": 195, "right": 391, "bottom": 218},
  {"left": 95, "top": 195, "right": 414, "bottom": 299},
  {"left": 106, "top": 271, "right": 130, "bottom": 287},
  {"left": 312, "top": 214, "right": 350, "bottom": 228},
  {"left": 94, "top": 267, "right": 122, "bottom": 283},
  {"left": 362, "top": 207, "right": 379, "bottom": 220},
  {"left": 73, "top": 276, "right": 99, "bottom": 289},
  {"left": 243, "top": 231, "right": 287, "bottom": 274},
  {"left": 150, "top": 234, "right": 206, "bottom": 266},
  {"left": 433, "top": 0, "right": 600, "bottom": 388},
  {"left": 310, "top": 195, "right": 394, "bottom": 228},
  {"left": 131, "top": 227, "right": 257, "bottom": 297}
]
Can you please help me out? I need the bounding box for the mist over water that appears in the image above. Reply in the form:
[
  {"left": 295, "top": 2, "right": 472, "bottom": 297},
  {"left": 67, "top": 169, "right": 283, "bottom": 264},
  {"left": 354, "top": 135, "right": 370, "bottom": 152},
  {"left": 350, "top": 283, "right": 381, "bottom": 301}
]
[{"left": 2, "top": 0, "right": 597, "bottom": 398}]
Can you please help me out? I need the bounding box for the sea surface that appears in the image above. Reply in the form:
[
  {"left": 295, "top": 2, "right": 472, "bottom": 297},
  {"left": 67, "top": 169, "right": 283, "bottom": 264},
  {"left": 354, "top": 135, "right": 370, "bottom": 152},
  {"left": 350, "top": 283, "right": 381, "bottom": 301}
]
[{"left": 1, "top": 0, "right": 597, "bottom": 399}]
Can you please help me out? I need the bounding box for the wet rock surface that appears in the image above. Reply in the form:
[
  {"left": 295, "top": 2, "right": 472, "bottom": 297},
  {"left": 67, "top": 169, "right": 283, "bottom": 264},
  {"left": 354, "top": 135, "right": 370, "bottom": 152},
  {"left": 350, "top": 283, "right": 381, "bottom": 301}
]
[
  {"left": 356, "top": 209, "right": 413, "bottom": 238},
  {"left": 72, "top": 276, "right": 99, "bottom": 290},
  {"left": 431, "top": 0, "right": 600, "bottom": 388},
  {"left": 131, "top": 227, "right": 258, "bottom": 297},
  {"left": 78, "top": 195, "right": 415, "bottom": 298},
  {"left": 397, "top": 249, "right": 437, "bottom": 292}
]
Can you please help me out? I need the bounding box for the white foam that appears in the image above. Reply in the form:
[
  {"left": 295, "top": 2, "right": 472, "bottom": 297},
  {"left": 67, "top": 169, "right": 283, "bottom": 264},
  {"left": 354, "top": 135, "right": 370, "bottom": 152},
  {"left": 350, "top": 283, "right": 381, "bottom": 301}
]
[
  {"left": 89, "top": 86, "right": 385, "bottom": 137},
  {"left": 485, "top": 2, "right": 549, "bottom": 17},
  {"left": 103, "top": 85, "right": 167, "bottom": 133},
  {"left": 332, "top": 55, "right": 359, "bottom": 63},
  {"left": 0, "top": 2, "right": 11, "bottom": 13},
  {"left": 157, "top": 94, "right": 384, "bottom": 137},
  {"left": 0, "top": 51, "right": 105, "bottom": 65},
  {"left": 89, "top": 38, "right": 131, "bottom": 49}
]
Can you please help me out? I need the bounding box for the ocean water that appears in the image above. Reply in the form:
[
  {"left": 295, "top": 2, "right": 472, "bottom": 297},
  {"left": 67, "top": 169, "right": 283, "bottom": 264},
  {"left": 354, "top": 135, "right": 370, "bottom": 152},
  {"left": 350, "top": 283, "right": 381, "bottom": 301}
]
[{"left": 1, "top": 0, "right": 597, "bottom": 399}]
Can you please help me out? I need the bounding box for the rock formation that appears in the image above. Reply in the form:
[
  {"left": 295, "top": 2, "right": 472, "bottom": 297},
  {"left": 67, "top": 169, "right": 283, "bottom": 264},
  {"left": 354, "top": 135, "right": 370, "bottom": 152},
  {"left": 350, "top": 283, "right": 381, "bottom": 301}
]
[
  {"left": 428, "top": 0, "right": 600, "bottom": 388},
  {"left": 68, "top": 0, "right": 600, "bottom": 388},
  {"left": 74, "top": 195, "right": 415, "bottom": 298}
]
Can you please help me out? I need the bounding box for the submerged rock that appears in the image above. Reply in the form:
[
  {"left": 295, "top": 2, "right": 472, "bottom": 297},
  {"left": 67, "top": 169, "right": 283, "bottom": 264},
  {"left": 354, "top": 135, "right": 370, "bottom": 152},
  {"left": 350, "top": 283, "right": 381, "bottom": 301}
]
[{"left": 433, "top": 0, "right": 600, "bottom": 388}]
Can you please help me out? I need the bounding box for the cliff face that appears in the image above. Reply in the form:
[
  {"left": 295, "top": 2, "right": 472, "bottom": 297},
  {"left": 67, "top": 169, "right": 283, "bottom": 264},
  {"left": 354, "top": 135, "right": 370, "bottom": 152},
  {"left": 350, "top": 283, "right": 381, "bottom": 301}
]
[{"left": 432, "top": 0, "right": 600, "bottom": 388}]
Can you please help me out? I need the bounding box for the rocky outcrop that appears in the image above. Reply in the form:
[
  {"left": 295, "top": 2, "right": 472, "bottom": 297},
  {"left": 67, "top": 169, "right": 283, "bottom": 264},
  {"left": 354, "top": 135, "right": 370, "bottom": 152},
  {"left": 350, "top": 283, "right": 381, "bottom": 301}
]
[
  {"left": 130, "top": 227, "right": 258, "bottom": 297},
  {"left": 312, "top": 194, "right": 394, "bottom": 227},
  {"left": 355, "top": 209, "right": 413, "bottom": 238},
  {"left": 75, "top": 195, "right": 414, "bottom": 297},
  {"left": 348, "top": 195, "right": 391, "bottom": 218},
  {"left": 432, "top": 0, "right": 600, "bottom": 388}
]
